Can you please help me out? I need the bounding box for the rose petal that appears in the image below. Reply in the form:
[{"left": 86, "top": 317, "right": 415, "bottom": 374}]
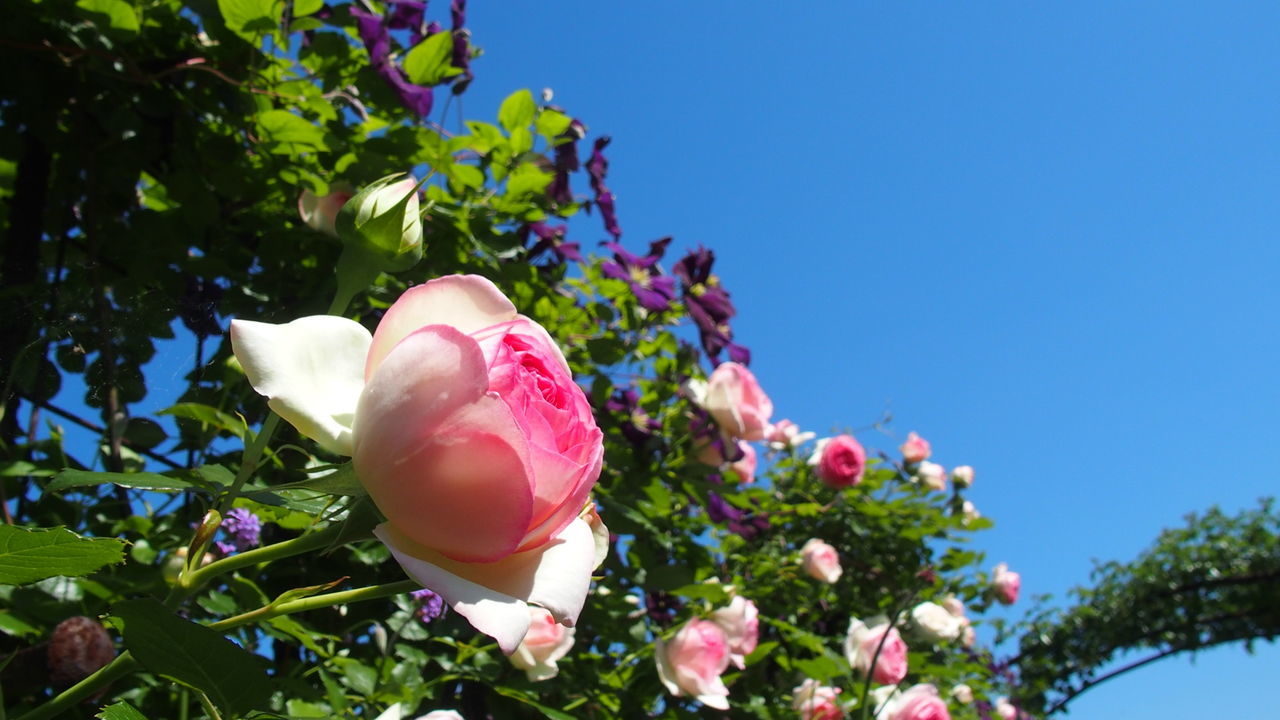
[
  {"left": 375, "top": 518, "right": 597, "bottom": 653},
  {"left": 230, "top": 316, "right": 371, "bottom": 455},
  {"left": 366, "top": 275, "right": 517, "bottom": 379}
]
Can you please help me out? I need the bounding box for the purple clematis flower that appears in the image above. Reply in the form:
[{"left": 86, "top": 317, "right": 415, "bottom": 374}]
[
  {"left": 674, "top": 246, "right": 751, "bottom": 364},
  {"left": 601, "top": 237, "right": 677, "bottom": 312},
  {"left": 411, "top": 588, "right": 448, "bottom": 623},
  {"left": 548, "top": 118, "right": 585, "bottom": 206},
  {"left": 448, "top": 0, "right": 472, "bottom": 95},
  {"left": 523, "top": 222, "right": 582, "bottom": 265},
  {"left": 586, "top": 136, "right": 622, "bottom": 239},
  {"left": 350, "top": 6, "right": 435, "bottom": 118},
  {"left": 604, "top": 387, "right": 661, "bottom": 450}
]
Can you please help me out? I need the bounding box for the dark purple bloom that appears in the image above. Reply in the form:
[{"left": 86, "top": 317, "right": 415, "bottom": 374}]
[
  {"left": 351, "top": 6, "right": 435, "bottom": 118},
  {"left": 411, "top": 588, "right": 447, "bottom": 622},
  {"left": 585, "top": 136, "right": 622, "bottom": 239},
  {"left": 605, "top": 387, "right": 661, "bottom": 449},
  {"left": 448, "top": 0, "right": 472, "bottom": 95},
  {"left": 388, "top": 0, "right": 426, "bottom": 40},
  {"left": 601, "top": 237, "right": 677, "bottom": 312},
  {"left": 547, "top": 118, "right": 584, "bottom": 206},
  {"left": 674, "top": 246, "right": 751, "bottom": 364},
  {"left": 523, "top": 222, "right": 582, "bottom": 265},
  {"left": 215, "top": 508, "right": 262, "bottom": 555}
]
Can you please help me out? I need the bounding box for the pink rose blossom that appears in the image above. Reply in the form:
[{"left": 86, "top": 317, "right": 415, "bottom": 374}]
[
  {"left": 994, "top": 697, "right": 1018, "bottom": 720},
  {"left": 711, "top": 596, "right": 759, "bottom": 669},
  {"left": 655, "top": 618, "right": 732, "bottom": 710},
  {"left": 993, "top": 563, "right": 1021, "bottom": 605},
  {"left": 792, "top": 679, "right": 845, "bottom": 720},
  {"left": 950, "top": 465, "right": 974, "bottom": 488},
  {"left": 887, "top": 684, "right": 951, "bottom": 720},
  {"left": 729, "top": 442, "right": 758, "bottom": 483},
  {"left": 699, "top": 361, "right": 773, "bottom": 441},
  {"left": 765, "top": 419, "right": 815, "bottom": 449},
  {"left": 297, "top": 182, "right": 355, "bottom": 235},
  {"left": 960, "top": 624, "right": 976, "bottom": 648},
  {"left": 900, "top": 431, "right": 931, "bottom": 464},
  {"left": 941, "top": 595, "right": 966, "bottom": 619},
  {"left": 915, "top": 461, "right": 947, "bottom": 491},
  {"left": 844, "top": 617, "right": 909, "bottom": 685},
  {"left": 509, "top": 606, "right": 575, "bottom": 681},
  {"left": 809, "top": 435, "right": 867, "bottom": 488},
  {"left": 801, "top": 538, "right": 842, "bottom": 583},
  {"left": 230, "top": 275, "right": 604, "bottom": 654}
]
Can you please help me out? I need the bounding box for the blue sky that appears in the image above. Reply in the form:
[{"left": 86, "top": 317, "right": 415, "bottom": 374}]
[{"left": 459, "top": 1, "right": 1279, "bottom": 716}]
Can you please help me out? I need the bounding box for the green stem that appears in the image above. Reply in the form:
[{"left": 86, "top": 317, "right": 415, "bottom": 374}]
[
  {"left": 14, "top": 651, "right": 139, "bottom": 720},
  {"left": 181, "top": 523, "right": 345, "bottom": 595},
  {"left": 209, "top": 579, "right": 419, "bottom": 632},
  {"left": 195, "top": 691, "right": 223, "bottom": 720}
]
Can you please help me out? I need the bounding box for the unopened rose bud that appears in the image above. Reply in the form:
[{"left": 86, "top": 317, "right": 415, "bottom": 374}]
[
  {"left": 298, "top": 182, "right": 355, "bottom": 235},
  {"left": 48, "top": 616, "right": 116, "bottom": 690},
  {"left": 951, "top": 465, "right": 975, "bottom": 488},
  {"left": 333, "top": 174, "right": 423, "bottom": 273},
  {"left": 900, "top": 431, "right": 931, "bottom": 464},
  {"left": 914, "top": 461, "right": 947, "bottom": 491}
]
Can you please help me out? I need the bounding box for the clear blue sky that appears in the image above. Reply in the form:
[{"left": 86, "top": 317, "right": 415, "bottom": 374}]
[{"left": 459, "top": 1, "right": 1280, "bottom": 716}]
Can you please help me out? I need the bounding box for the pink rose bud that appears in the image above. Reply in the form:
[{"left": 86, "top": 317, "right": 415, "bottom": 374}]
[
  {"left": 792, "top": 679, "right": 845, "bottom": 720},
  {"left": 844, "top": 617, "right": 909, "bottom": 686},
  {"left": 950, "top": 465, "right": 974, "bottom": 488},
  {"left": 800, "top": 538, "right": 843, "bottom": 583},
  {"left": 900, "top": 431, "right": 931, "bottom": 464},
  {"left": 765, "top": 419, "right": 815, "bottom": 449},
  {"left": 711, "top": 596, "right": 759, "bottom": 669},
  {"left": 298, "top": 182, "right": 355, "bottom": 235},
  {"left": 509, "top": 606, "right": 576, "bottom": 681},
  {"left": 915, "top": 461, "right": 947, "bottom": 491},
  {"left": 994, "top": 697, "right": 1017, "bottom": 720},
  {"left": 231, "top": 275, "right": 604, "bottom": 654},
  {"left": 992, "top": 563, "right": 1021, "bottom": 605},
  {"left": 655, "top": 618, "right": 732, "bottom": 710},
  {"left": 887, "top": 684, "right": 951, "bottom": 720},
  {"left": 699, "top": 361, "right": 773, "bottom": 442},
  {"left": 809, "top": 435, "right": 867, "bottom": 488},
  {"left": 729, "top": 442, "right": 757, "bottom": 484},
  {"left": 951, "top": 684, "right": 973, "bottom": 705}
]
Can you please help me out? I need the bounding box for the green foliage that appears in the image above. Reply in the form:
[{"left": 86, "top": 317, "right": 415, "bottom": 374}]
[
  {"left": 1012, "top": 499, "right": 1280, "bottom": 715},
  {"left": 0, "top": 526, "right": 126, "bottom": 586}
]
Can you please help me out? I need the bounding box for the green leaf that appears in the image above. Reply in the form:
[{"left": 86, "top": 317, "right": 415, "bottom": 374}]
[
  {"left": 257, "top": 109, "right": 327, "bottom": 151},
  {"left": 110, "top": 599, "right": 271, "bottom": 717},
  {"left": 505, "top": 163, "right": 553, "bottom": 198},
  {"left": 97, "top": 701, "right": 149, "bottom": 720},
  {"left": 447, "top": 164, "right": 485, "bottom": 191},
  {"left": 159, "top": 403, "right": 246, "bottom": 439},
  {"left": 276, "top": 463, "right": 366, "bottom": 496},
  {"left": 76, "top": 0, "right": 139, "bottom": 34},
  {"left": 535, "top": 108, "right": 573, "bottom": 138},
  {"left": 492, "top": 687, "right": 578, "bottom": 720},
  {"left": 498, "top": 89, "right": 537, "bottom": 133},
  {"left": 48, "top": 469, "right": 198, "bottom": 494},
  {"left": 0, "top": 526, "right": 125, "bottom": 586},
  {"left": 292, "top": 0, "right": 322, "bottom": 16},
  {"left": 218, "top": 0, "right": 283, "bottom": 41},
  {"left": 403, "top": 31, "right": 455, "bottom": 86}
]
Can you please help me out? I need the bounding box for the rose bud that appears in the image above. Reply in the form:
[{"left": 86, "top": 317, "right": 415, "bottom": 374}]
[
  {"left": 333, "top": 173, "right": 424, "bottom": 273},
  {"left": 951, "top": 684, "right": 973, "bottom": 705},
  {"left": 992, "top": 563, "right": 1021, "bottom": 605},
  {"left": 508, "top": 606, "right": 575, "bottom": 682},
  {"left": 899, "top": 431, "right": 931, "bottom": 464},
  {"left": 994, "top": 697, "right": 1018, "bottom": 720},
  {"left": 231, "top": 275, "right": 604, "bottom": 653},
  {"left": 800, "top": 538, "right": 842, "bottom": 583},
  {"left": 809, "top": 435, "right": 867, "bottom": 488},
  {"left": 792, "top": 678, "right": 845, "bottom": 720},
  {"left": 298, "top": 182, "right": 355, "bottom": 235},
  {"left": 950, "top": 465, "right": 974, "bottom": 488},
  {"left": 844, "top": 617, "right": 908, "bottom": 685},
  {"left": 910, "top": 601, "right": 964, "bottom": 643},
  {"left": 654, "top": 618, "right": 732, "bottom": 710},
  {"left": 914, "top": 461, "right": 947, "bottom": 491}
]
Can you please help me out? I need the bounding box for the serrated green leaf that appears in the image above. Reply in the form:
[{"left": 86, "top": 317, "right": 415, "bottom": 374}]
[
  {"left": 76, "top": 0, "right": 139, "bottom": 34},
  {"left": 111, "top": 598, "right": 271, "bottom": 717},
  {"left": 96, "top": 701, "right": 148, "bottom": 720},
  {"left": 0, "top": 526, "right": 125, "bottom": 586},
  {"left": 48, "top": 469, "right": 197, "bottom": 494},
  {"left": 498, "top": 89, "right": 536, "bottom": 133},
  {"left": 403, "top": 31, "right": 454, "bottom": 86}
]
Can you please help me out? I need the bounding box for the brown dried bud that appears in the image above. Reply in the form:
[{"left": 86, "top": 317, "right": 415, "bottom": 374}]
[{"left": 48, "top": 616, "right": 116, "bottom": 690}]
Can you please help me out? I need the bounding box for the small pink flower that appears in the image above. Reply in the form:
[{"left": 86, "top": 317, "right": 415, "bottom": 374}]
[
  {"left": 960, "top": 624, "right": 976, "bottom": 648},
  {"left": 950, "top": 465, "right": 974, "bottom": 488},
  {"left": 699, "top": 362, "right": 773, "bottom": 442},
  {"left": 887, "top": 684, "right": 951, "bottom": 720},
  {"left": 801, "top": 538, "right": 842, "bottom": 583},
  {"left": 809, "top": 435, "right": 867, "bottom": 488},
  {"left": 792, "top": 679, "right": 845, "bottom": 720},
  {"left": 900, "top": 431, "right": 931, "bottom": 464},
  {"left": 994, "top": 697, "right": 1018, "bottom": 720},
  {"left": 730, "top": 442, "right": 758, "bottom": 484},
  {"left": 844, "top": 617, "right": 908, "bottom": 686},
  {"left": 993, "top": 563, "right": 1021, "bottom": 605},
  {"left": 765, "top": 419, "right": 815, "bottom": 449},
  {"left": 941, "top": 595, "right": 965, "bottom": 619},
  {"left": 297, "top": 182, "right": 355, "bottom": 235},
  {"left": 711, "top": 596, "right": 759, "bottom": 669},
  {"left": 951, "top": 684, "right": 973, "bottom": 705},
  {"left": 509, "top": 606, "right": 575, "bottom": 681},
  {"left": 915, "top": 461, "right": 947, "bottom": 491},
  {"left": 655, "top": 619, "right": 732, "bottom": 710}
]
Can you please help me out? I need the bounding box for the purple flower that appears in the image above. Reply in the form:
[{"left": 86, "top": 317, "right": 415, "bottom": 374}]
[
  {"left": 449, "top": 1, "right": 473, "bottom": 95},
  {"left": 586, "top": 136, "right": 622, "bottom": 239},
  {"left": 674, "top": 247, "right": 751, "bottom": 364},
  {"left": 547, "top": 118, "right": 585, "bottom": 206},
  {"left": 411, "top": 588, "right": 447, "bottom": 623},
  {"left": 215, "top": 508, "right": 262, "bottom": 555},
  {"left": 388, "top": 0, "right": 426, "bottom": 42},
  {"left": 601, "top": 237, "right": 677, "bottom": 312},
  {"left": 604, "top": 387, "right": 661, "bottom": 449},
  {"left": 350, "top": 5, "right": 435, "bottom": 118},
  {"left": 523, "top": 222, "right": 582, "bottom": 265}
]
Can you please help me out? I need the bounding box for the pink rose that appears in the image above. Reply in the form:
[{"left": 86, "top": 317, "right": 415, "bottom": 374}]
[
  {"left": 844, "top": 617, "right": 909, "bottom": 685},
  {"left": 792, "top": 679, "right": 845, "bottom": 720},
  {"left": 711, "top": 596, "right": 759, "bottom": 669},
  {"left": 809, "top": 435, "right": 867, "bottom": 488},
  {"left": 994, "top": 697, "right": 1017, "bottom": 720},
  {"left": 800, "top": 538, "right": 842, "bottom": 583},
  {"left": 655, "top": 618, "right": 731, "bottom": 710},
  {"left": 915, "top": 461, "right": 947, "bottom": 491},
  {"left": 960, "top": 624, "right": 976, "bottom": 648},
  {"left": 993, "top": 563, "right": 1021, "bottom": 605},
  {"left": 900, "top": 431, "right": 931, "bottom": 464},
  {"left": 950, "top": 684, "right": 973, "bottom": 705},
  {"left": 698, "top": 361, "right": 773, "bottom": 441},
  {"left": 230, "top": 275, "right": 604, "bottom": 653},
  {"left": 510, "top": 606, "right": 576, "bottom": 681},
  {"left": 729, "top": 442, "right": 758, "bottom": 484},
  {"left": 765, "top": 419, "right": 815, "bottom": 449},
  {"left": 941, "top": 594, "right": 966, "bottom": 619},
  {"left": 950, "top": 465, "right": 974, "bottom": 488},
  {"left": 297, "top": 182, "right": 355, "bottom": 235},
  {"left": 887, "top": 684, "right": 951, "bottom": 720}
]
